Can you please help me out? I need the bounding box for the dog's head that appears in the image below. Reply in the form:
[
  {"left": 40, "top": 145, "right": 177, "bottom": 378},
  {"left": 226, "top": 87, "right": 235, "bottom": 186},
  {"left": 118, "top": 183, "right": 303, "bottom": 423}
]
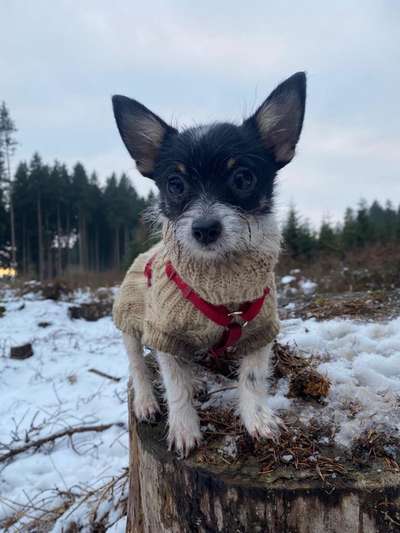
[{"left": 112, "top": 72, "right": 306, "bottom": 260}]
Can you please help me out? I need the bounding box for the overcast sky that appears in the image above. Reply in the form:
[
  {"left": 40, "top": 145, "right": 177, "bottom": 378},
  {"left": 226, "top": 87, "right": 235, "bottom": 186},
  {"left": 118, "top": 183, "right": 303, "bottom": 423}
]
[{"left": 1, "top": 1, "right": 399, "bottom": 225}]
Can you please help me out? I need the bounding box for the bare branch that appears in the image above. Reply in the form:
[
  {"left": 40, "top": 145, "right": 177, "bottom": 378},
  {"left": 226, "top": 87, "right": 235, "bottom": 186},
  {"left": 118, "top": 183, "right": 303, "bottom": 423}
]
[{"left": 0, "top": 423, "right": 123, "bottom": 463}]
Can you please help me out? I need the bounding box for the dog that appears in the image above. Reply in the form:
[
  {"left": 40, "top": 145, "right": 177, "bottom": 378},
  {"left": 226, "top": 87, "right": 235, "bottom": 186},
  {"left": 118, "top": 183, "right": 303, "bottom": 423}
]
[{"left": 112, "top": 72, "right": 306, "bottom": 456}]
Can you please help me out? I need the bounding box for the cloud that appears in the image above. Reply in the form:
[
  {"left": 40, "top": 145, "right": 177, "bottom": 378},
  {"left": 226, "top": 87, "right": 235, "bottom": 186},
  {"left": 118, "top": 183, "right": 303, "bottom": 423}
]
[{"left": 1, "top": 0, "right": 399, "bottom": 225}]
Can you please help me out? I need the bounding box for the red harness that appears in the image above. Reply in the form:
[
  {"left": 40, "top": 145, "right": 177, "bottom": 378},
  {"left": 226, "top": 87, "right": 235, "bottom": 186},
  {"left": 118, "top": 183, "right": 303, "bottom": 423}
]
[{"left": 144, "top": 255, "right": 269, "bottom": 357}]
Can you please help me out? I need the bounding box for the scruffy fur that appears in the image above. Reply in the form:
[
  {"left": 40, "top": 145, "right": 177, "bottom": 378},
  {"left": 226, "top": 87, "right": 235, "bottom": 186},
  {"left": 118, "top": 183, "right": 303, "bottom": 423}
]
[{"left": 113, "top": 72, "right": 306, "bottom": 456}]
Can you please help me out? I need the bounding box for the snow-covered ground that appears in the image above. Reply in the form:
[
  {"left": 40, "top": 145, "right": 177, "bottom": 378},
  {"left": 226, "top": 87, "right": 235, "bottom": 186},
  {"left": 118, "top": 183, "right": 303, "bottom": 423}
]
[
  {"left": 0, "top": 288, "right": 128, "bottom": 531},
  {"left": 279, "top": 316, "right": 400, "bottom": 446},
  {"left": 0, "top": 286, "right": 399, "bottom": 530}
]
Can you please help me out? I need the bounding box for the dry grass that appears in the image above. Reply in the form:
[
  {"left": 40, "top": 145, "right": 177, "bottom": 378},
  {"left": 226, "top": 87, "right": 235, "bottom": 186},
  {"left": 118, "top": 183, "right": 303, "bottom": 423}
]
[
  {"left": 277, "top": 243, "right": 400, "bottom": 294},
  {"left": 280, "top": 290, "right": 400, "bottom": 322},
  {"left": 0, "top": 469, "right": 128, "bottom": 532},
  {"left": 197, "top": 408, "right": 344, "bottom": 482},
  {"left": 2, "top": 269, "right": 123, "bottom": 294},
  {"left": 352, "top": 428, "right": 400, "bottom": 470}
]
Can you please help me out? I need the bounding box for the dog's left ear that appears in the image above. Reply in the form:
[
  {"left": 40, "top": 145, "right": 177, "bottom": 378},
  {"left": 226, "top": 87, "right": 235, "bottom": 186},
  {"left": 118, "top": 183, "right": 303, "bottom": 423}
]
[{"left": 245, "top": 72, "right": 306, "bottom": 168}]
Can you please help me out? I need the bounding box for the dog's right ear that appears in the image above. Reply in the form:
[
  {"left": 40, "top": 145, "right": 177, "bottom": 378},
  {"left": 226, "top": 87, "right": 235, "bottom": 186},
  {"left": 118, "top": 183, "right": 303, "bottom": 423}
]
[{"left": 112, "top": 95, "right": 177, "bottom": 178}]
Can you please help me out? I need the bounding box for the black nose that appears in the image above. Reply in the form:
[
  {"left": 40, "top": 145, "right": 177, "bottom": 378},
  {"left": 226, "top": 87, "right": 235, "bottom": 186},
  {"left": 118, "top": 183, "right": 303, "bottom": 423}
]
[{"left": 191, "top": 218, "right": 222, "bottom": 245}]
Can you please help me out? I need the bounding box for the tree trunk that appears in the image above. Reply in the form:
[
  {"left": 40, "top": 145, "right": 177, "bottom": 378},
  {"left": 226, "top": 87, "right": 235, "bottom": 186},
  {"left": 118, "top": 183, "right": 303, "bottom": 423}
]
[
  {"left": 22, "top": 217, "right": 27, "bottom": 276},
  {"left": 95, "top": 227, "right": 100, "bottom": 272},
  {"left": 114, "top": 226, "right": 120, "bottom": 269},
  {"left": 45, "top": 215, "right": 52, "bottom": 279},
  {"left": 37, "top": 193, "right": 44, "bottom": 281},
  {"left": 79, "top": 210, "right": 85, "bottom": 273},
  {"left": 9, "top": 194, "right": 16, "bottom": 268},
  {"left": 126, "top": 388, "right": 400, "bottom": 533},
  {"left": 5, "top": 147, "right": 17, "bottom": 269},
  {"left": 124, "top": 225, "right": 129, "bottom": 261},
  {"left": 66, "top": 212, "right": 71, "bottom": 273},
  {"left": 56, "top": 203, "right": 62, "bottom": 277}
]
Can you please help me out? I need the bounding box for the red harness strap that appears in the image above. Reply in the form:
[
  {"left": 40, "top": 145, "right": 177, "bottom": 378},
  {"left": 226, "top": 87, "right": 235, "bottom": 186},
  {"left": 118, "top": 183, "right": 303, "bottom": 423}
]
[
  {"left": 144, "top": 256, "right": 269, "bottom": 357},
  {"left": 144, "top": 254, "right": 157, "bottom": 287}
]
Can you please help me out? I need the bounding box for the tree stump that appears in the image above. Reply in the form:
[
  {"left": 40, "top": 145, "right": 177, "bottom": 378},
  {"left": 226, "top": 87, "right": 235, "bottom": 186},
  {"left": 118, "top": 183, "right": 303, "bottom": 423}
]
[
  {"left": 126, "top": 388, "right": 400, "bottom": 533},
  {"left": 10, "top": 342, "right": 33, "bottom": 360}
]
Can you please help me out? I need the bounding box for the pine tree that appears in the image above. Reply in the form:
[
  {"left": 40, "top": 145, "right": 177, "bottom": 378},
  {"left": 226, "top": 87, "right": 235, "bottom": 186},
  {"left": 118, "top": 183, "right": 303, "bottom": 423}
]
[
  {"left": 71, "top": 162, "right": 91, "bottom": 272},
  {"left": 354, "top": 199, "right": 371, "bottom": 247},
  {"left": 29, "top": 153, "right": 48, "bottom": 280},
  {"left": 282, "top": 206, "right": 318, "bottom": 259},
  {"left": 342, "top": 208, "right": 357, "bottom": 250},
  {"left": 12, "top": 162, "right": 31, "bottom": 273},
  {"left": 282, "top": 206, "right": 302, "bottom": 258},
  {"left": 318, "top": 218, "right": 339, "bottom": 253},
  {"left": 0, "top": 188, "right": 9, "bottom": 265},
  {"left": 0, "top": 102, "right": 18, "bottom": 268}
]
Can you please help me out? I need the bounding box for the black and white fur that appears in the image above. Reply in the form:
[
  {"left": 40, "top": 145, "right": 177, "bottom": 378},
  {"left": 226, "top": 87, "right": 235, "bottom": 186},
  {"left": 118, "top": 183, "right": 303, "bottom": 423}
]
[{"left": 113, "top": 72, "right": 306, "bottom": 456}]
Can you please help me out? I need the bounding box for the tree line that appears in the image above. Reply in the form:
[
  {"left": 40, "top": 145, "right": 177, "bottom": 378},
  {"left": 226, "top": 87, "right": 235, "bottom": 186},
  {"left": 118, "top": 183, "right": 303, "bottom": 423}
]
[
  {"left": 0, "top": 102, "right": 154, "bottom": 278},
  {"left": 283, "top": 200, "right": 400, "bottom": 260},
  {"left": 0, "top": 154, "right": 155, "bottom": 278},
  {"left": 1, "top": 101, "right": 399, "bottom": 278}
]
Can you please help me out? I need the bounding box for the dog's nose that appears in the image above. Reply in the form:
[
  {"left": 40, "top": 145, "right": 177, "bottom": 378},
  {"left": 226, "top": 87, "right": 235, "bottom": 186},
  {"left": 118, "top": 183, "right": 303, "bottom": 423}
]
[{"left": 191, "top": 218, "right": 222, "bottom": 245}]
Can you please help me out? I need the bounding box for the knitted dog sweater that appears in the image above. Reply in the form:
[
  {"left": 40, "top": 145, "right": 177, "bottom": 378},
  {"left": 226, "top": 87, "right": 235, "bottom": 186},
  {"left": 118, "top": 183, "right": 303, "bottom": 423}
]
[{"left": 113, "top": 229, "right": 280, "bottom": 359}]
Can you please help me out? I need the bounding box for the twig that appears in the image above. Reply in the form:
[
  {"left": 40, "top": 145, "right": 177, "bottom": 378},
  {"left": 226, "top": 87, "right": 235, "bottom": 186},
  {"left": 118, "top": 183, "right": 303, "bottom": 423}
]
[
  {"left": 88, "top": 368, "right": 121, "bottom": 382},
  {"left": 206, "top": 385, "right": 237, "bottom": 397},
  {"left": 0, "top": 423, "right": 121, "bottom": 463}
]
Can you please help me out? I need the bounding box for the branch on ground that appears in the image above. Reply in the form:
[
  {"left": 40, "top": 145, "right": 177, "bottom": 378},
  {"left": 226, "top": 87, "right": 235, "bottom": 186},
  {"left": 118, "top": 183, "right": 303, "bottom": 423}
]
[{"left": 0, "top": 422, "right": 123, "bottom": 463}]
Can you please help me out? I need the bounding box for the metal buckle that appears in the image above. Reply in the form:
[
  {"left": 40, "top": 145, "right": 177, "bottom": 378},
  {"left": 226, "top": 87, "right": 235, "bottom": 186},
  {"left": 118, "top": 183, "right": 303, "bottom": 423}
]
[
  {"left": 227, "top": 310, "right": 249, "bottom": 328},
  {"left": 227, "top": 310, "right": 243, "bottom": 317}
]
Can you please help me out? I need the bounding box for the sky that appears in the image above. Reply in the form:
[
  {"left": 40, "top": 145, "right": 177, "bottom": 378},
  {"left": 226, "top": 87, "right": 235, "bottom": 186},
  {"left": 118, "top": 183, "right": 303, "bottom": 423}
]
[{"left": 1, "top": 0, "right": 399, "bottom": 226}]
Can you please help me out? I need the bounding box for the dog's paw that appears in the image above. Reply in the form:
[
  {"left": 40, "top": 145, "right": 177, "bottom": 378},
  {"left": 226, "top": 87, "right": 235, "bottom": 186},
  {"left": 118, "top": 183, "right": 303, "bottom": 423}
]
[
  {"left": 240, "top": 396, "right": 285, "bottom": 441},
  {"left": 167, "top": 407, "right": 202, "bottom": 457},
  {"left": 134, "top": 392, "right": 160, "bottom": 422}
]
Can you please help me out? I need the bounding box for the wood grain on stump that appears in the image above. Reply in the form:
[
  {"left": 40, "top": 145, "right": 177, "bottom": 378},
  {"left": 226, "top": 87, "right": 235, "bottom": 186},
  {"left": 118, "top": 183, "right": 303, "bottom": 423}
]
[{"left": 126, "top": 387, "right": 400, "bottom": 533}]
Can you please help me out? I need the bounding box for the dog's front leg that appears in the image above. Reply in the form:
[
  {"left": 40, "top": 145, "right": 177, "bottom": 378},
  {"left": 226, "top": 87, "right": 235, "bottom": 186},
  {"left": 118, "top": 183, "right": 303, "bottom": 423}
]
[
  {"left": 157, "top": 352, "right": 201, "bottom": 457},
  {"left": 123, "top": 333, "right": 160, "bottom": 420},
  {"left": 239, "top": 343, "right": 284, "bottom": 440}
]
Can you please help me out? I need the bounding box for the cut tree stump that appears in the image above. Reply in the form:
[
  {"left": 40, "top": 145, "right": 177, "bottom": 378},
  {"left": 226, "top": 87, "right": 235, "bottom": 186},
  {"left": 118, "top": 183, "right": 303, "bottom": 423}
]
[
  {"left": 126, "top": 387, "right": 400, "bottom": 533},
  {"left": 10, "top": 343, "right": 33, "bottom": 360},
  {"left": 68, "top": 301, "right": 112, "bottom": 321}
]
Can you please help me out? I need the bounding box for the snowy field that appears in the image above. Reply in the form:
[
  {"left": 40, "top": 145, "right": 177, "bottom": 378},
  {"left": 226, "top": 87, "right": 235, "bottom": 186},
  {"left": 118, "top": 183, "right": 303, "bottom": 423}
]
[
  {"left": 0, "top": 288, "right": 128, "bottom": 532},
  {"left": 0, "top": 284, "right": 399, "bottom": 530}
]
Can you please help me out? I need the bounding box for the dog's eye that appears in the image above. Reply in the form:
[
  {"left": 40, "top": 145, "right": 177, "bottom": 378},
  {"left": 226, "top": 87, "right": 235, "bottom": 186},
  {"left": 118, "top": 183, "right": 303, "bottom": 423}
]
[
  {"left": 167, "top": 175, "right": 187, "bottom": 198},
  {"left": 229, "top": 169, "right": 257, "bottom": 196}
]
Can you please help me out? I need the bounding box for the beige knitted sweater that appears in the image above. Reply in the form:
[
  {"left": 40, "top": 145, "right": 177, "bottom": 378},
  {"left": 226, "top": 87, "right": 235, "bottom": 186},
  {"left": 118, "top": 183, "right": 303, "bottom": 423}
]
[{"left": 113, "top": 230, "right": 280, "bottom": 359}]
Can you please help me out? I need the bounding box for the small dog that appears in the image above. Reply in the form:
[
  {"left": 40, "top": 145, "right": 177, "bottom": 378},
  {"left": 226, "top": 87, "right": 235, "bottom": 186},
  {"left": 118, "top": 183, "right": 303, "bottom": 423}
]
[{"left": 112, "top": 72, "right": 306, "bottom": 456}]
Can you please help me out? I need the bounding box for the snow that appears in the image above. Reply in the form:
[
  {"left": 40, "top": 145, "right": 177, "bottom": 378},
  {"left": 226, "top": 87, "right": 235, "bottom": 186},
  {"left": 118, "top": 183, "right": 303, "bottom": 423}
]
[
  {"left": 279, "top": 272, "right": 318, "bottom": 295},
  {"left": 279, "top": 317, "right": 400, "bottom": 446},
  {"left": 0, "top": 289, "right": 128, "bottom": 531},
  {"left": 281, "top": 275, "right": 295, "bottom": 284},
  {"left": 298, "top": 279, "right": 317, "bottom": 294},
  {"left": 1, "top": 286, "right": 400, "bottom": 529}
]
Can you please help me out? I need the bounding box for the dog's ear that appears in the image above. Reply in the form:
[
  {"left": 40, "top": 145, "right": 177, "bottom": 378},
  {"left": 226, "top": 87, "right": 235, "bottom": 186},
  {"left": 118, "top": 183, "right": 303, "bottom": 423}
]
[
  {"left": 245, "top": 72, "right": 306, "bottom": 168},
  {"left": 112, "top": 95, "right": 177, "bottom": 178}
]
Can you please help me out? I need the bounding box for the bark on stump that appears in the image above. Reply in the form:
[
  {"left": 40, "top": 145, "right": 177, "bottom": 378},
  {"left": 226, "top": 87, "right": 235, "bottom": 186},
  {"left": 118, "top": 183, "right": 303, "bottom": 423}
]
[{"left": 126, "top": 389, "right": 400, "bottom": 533}]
